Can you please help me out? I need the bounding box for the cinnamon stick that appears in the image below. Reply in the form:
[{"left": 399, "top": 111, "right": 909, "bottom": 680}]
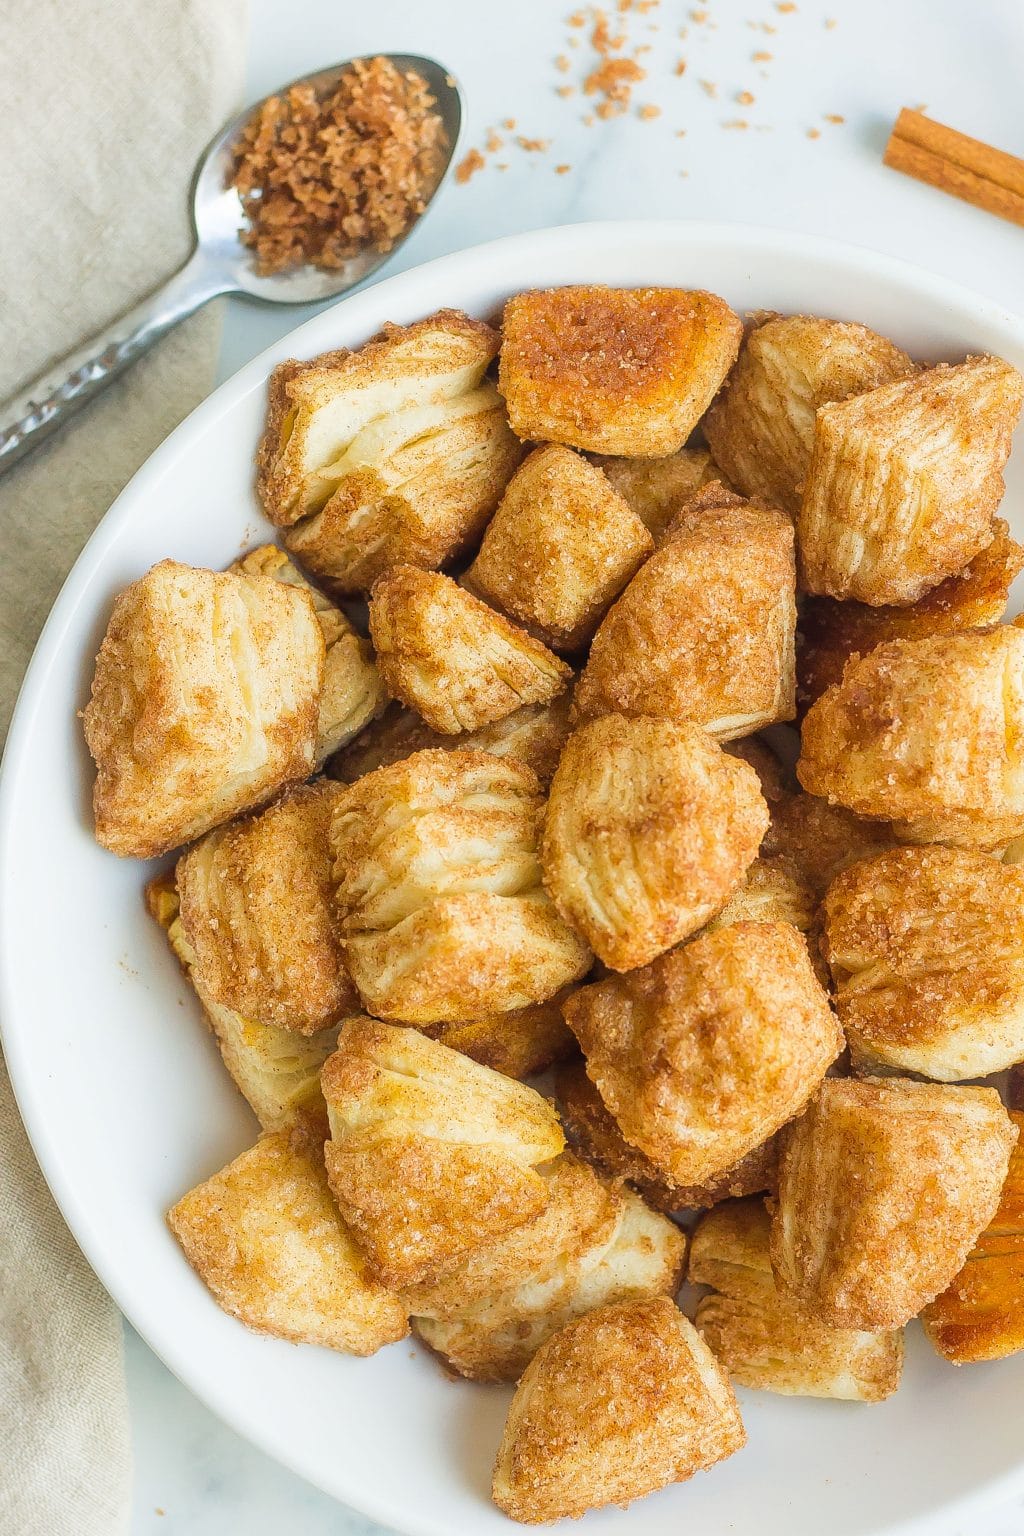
[{"left": 884, "top": 108, "right": 1024, "bottom": 229}]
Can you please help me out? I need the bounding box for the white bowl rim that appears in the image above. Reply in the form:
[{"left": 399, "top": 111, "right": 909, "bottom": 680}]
[{"left": 4, "top": 218, "right": 1024, "bottom": 1536}]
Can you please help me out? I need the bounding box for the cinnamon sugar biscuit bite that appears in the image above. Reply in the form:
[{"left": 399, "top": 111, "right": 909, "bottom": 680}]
[
  {"left": 796, "top": 519, "right": 1024, "bottom": 711},
  {"left": 498, "top": 285, "right": 742, "bottom": 456},
  {"left": 922, "top": 1108, "right": 1024, "bottom": 1363},
  {"left": 724, "top": 734, "right": 792, "bottom": 805},
  {"left": 233, "top": 545, "right": 386, "bottom": 762},
  {"left": 556, "top": 1059, "right": 777, "bottom": 1214},
  {"left": 321, "top": 1018, "right": 564, "bottom": 1288},
  {"left": 590, "top": 446, "right": 728, "bottom": 539},
  {"left": 770, "top": 1077, "right": 1017, "bottom": 1330},
  {"left": 823, "top": 846, "right": 1024, "bottom": 1081},
  {"left": 572, "top": 484, "right": 797, "bottom": 740},
  {"left": 492, "top": 1296, "right": 745, "bottom": 1523},
  {"left": 464, "top": 445, "right": 653, "bottom": 651},
  {"left": 146, "top": 875, "right": 339, "bottom": 1132},
  {"left": 706, "top": 854, "right": 817, "bottom": 937},
  {"left": 168, "top": 1129, "right": 407, "bottom": 1354},
  {"left": 328, "top": 694, "right": 572, "bottom": 788},
  {"left": 704, "top": 314, "right": 915, "bottom": 515},
  {"left": 691, "top": 1198, "right": 903, "bottom": 1401},
  {"left": 762, "top": 790, "right": 895, "bottom": 897},
  {"left": 798, "top": 355, "right": 1024, "bottom": 605},
  {"left": 798, "top": 628, "right": 1024, "bottom": 850},
  {"left": 541, "top": 715, "right": 769, "bottom": 970},
  {"left": 84, "top": 560, "right": 323, "bottom": 858},
  {"left": 414, "top": 1171, "right": 686, "bottom": 1382},
  {"left": 257, "top": 313, "right": 522, "bottom": 592},
  {"left": 369, "top": 567, "right": 571, "bottom": 735},
  {"left": 431, "top": 991, "right": 576, "bottom": 1080},
  {"left": 332, "top": 750, "right": 590, "bottom": 1023},
  {"left": 564, "top": 923, "right": 841, "bottom": 1187},
  {"left": 176, "top": 782, "right": 354, "bottom": 1038}
]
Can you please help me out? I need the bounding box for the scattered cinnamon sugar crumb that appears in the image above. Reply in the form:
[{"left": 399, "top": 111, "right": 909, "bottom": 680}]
[
  {"left": 485, "top": 130, "right": 504, "bottom": 153},
  {"left": 583, "top": 112, "right": 595, "bottom": 125},
  {"left": 496, "top": 162, "right": 509, "bottom": 171},
  {"left": 807, "top": 127, "right": 821, "bottom": 139},
  {"left": 503, "top": 117, "right": 517, "bottom": 129},
  {"left": 690, "top": 7, "right": 708, "bottom": 20},
  {"left": 557, "top": 84, "right": 575, "bottom": 97},
  {"left": 555, "top": 163, "right": 572, "bottom": 173},
  {"left": 676, "top": 128, "right": 687, "bottom": 137},
  {"left": 753, "top": 49, "right": 773, "bottom": 60},
  {"left": 555, "top": 53, "right": 571, "bottom": 71},
  {"left": 592, "top": 12, "right": 627, "bottom": 51},
  {"left": 723, "top": 119, "right": 750, "bottom": 130},
  {"left": 824, "top": 113, "right": 845, "bottom": 124},
  {"left": 638, "top": 103, "right": 661, "bottom": 119},
  {"left": 455, "top": 147, "right": 486, "bottom": 184},
  {"left": 635, "top": 43, "right": 653, "bottom": 53},
  {"left": 675, "top": 58, "right": 688, "bottom": 74},
  {"left": 568, "top": 9, "right": 586, "bottom": 22},
  {"left": 517, "top": 135, "right": 552, "bottom": 151},
  {"left": 585, "top": 56, "right": 647, "bottom": 111},
  {"left": 230, "top": 57, "right": 447, "bottom": 275},
  {"left": 737, "top": 90, "right": 755, "bottom": 105},
  {"left": 700, "top": 79, "right": 719, "bottom": 97},
  {"left": 777, "top": 1, "right": 797, "bottom": 10}
]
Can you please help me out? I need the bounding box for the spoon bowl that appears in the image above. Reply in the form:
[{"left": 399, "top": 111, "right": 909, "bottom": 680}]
[{"left": 0, "top": 54, "right": 463, "bottom": 471}]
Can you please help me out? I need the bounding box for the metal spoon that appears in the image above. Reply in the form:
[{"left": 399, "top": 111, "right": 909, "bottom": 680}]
[{"left": 0, "top": 55, "right": 463, "bottom": 476}]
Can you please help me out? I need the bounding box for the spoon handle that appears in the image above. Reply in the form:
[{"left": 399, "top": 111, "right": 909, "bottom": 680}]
[{"left": 0, "top": 250, "right": 230, "bottom": 477}]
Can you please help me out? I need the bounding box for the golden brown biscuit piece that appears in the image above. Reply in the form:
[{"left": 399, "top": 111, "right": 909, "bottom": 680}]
[
  {"left": 798, "top": 355, "right": 1024, "bottom": 605},
  {"left": 572, "top": 485, "right": 796, "bottom": 740},
  {"left": 176, "top": 783, "right": 354, "bottom": 1038},
  {"left": 556, "top": 1059, "right": 777, "bottom": 1214},
  {"left": 703, "top": 314, "right": 915, "bottom": 515},
  {"left": 257, "top": 310, "right": 502, "bottom": 520},
  {"left": 564, "top": 924, "right": 841, "bottom": 1186},
  {"left": 762, "top": 790, "right": 895, "bottom": 897},
  {"left": 167, "top": 1129, "right": 407, "bottom": 1353},
  {"left": 332, "top": 749, "right": 591, "bottom": 1023},
  {"left": 84, "top": 560, "right": 323, "bottom": 858},
  {"left": 798, "top": 628, "right": 1024, "bottom": 850},
  {"left": 723, "top": 734, "right": 793, "bottom": 805},
  {"left": 146, "top": 875, "right": 338, "bottom": 1131},
  {"left": 368, "top": 567, "right": 571, "bottom": 735},
  {"left": 464, "top": 445, "right": 653, "bottom": 651},
  {"left": 327, "top": 694, "right": 572, "bottom": 788},
  {"left": 492, "top": 1296, "right": 745, "bottom": 1523},
  {"left": 922, "top": 1109, "right": 1024, "bottom": 1363},
  {"left": 590, "top": 447, "right": 728, "bottom": 539},
  {"left": 823, "top": 846, "right": 1024, "bottom": 1080},
  {"left": 796, "top": 519, "right": 1024, "bottom": 711},
  {"left": 691, "top": 1198, "right": 903, "bottom": 1400},
  {"left": 771, "top": 1077, "right": 1017, "bottom": 1330},
  {"left": 321, "top": 1017, "right": 565, "bottom": 1287},
  {"left": 233, "top": 545, "right": 387, "bottom": 762},
  {"left": 542, "top": 716, "right": 768, "bottom": 970},
  {"left": 430, "top": 991, "right": 576, "bottom": 1079},
  {"left": 706, "top": 854, "right": 817, "bottom": 935},
  {"left": 415, "top": 1173, "right": 686, "bottom": 1381},
  {"left": 499, "top": 285, "right": 742, "bottom": 456}
]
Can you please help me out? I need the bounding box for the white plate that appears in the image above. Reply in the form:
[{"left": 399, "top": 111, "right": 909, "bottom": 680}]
[{"left": 3, "top": 222, "right": 1024, "bottom": 1536}]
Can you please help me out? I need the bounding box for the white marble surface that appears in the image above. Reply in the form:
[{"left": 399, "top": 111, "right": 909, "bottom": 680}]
[{"left": 130, "top": 0, "right": 1024, "bottom": 1529}]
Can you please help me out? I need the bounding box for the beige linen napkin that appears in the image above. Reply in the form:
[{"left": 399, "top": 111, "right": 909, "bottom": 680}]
[{"left": 0, "top": 2, "right": 245, "bottom": 1531}]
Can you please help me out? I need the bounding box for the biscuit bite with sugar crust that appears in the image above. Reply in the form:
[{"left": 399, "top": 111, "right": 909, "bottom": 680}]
[
  {"left": 257, "top": 312, "right": 523, "bottom": 593},
  {"left": 798, "top": 355, "right": 1024, "bottom": 605},
  {"left": 798, "top": 628, "right": 1024, "bottom": 850},
  {"left": 922, "top": 1108, "right": 1024, "bottom": 1363},
  {"left": 571, "top": 484, "right": 796, "bottom": 740},
  {"left": 369, "top": 567, "right": 571, "bottom": 735},
  {"left": 590, "top": 446, "right": 728, "bottom": 539},
  {"left": 233, "top": 545, "right": 386, "bottom": 762},
  {"left": 541, "top": 715, "right": 769, "bottom": 970},
  {"left": 176, "top": 782, "right": 354, "bottom": 1038},
  {"left": 321, "top": 1018, "right": 565, "bottom": 1288},
  {"left": 770, "top": 1077, "right": 1017, "bottom": 1330},
  {"left": 796, "top": 519, "right": 1024, "bottom": 711},
  {"left": 331, "top": 749, "right": 591, "bottom": 1024},
  {"left": 167, "top": 1128, "right": 407, "bottom": 1354},
  {"left": 564, "top": 923, "right": 841, "bottom": 1187},
  {"left": 146, "top": 874, "right": 339, "bottom": 1132},
  {"left": 410, "top": 1156, "right": 686, "bottom": 1381},
  {"left": 762, "top": 790, "right": 895, "bottom": 897},
  {"left": 556, "top": 1059, "right": 777, "bottom": 1214},
  {"left": 823, "top": 846, "right": 1024, "bottom": 1081},
  {"left": 84, "top": 560, "right": 323, "bottom": 858},
  {"left": 703, "top": 313, "right": 915, "bottom": 515},
  {"left": 691, "top": 1198, "right": 903, "bottom": 1401},
  {"left": 492, "top": 1296, "right": 745, "bottom": 1523},
  {"left": 430, "top": 991, "right": 576, "bottom": 1080},
  {"left": 464, "top": 445, "right": 653, "bottom": 651},
  {"left": 499, "top": 285, "right": 742, "bottom": 456}
]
